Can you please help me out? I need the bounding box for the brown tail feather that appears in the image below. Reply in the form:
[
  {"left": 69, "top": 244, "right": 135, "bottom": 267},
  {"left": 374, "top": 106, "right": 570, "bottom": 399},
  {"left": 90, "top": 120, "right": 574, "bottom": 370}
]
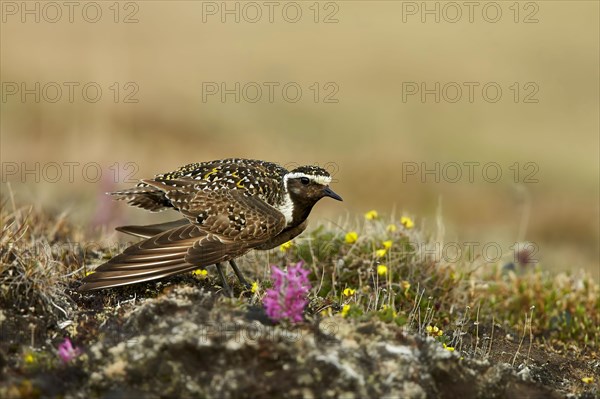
[
  {"left": 78, "top": 263, "right": 199, "bottom": 291},
  {"left": 79, "top": 224, "right": 204, "bottom": 291},
  {"left": 110, "top": 186, "right": 172, "bottom": 212},
  {"left": 116, "top": 218, "right": 190, "bottom": 239},
  {"left": 79, "top": 223, "right": 247, "bottom": 291}
]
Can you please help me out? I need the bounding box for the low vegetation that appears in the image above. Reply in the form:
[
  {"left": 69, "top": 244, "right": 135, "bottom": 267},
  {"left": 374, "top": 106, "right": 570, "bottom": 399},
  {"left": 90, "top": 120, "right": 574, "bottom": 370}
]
[{"left": 1, "top": 199, "right": 598, "bottom": 398}]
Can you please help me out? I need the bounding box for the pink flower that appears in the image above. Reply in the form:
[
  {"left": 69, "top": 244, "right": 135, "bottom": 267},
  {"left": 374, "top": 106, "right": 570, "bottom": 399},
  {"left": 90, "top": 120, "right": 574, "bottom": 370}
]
[
  {"left": 58, "top": 337, "right": 80, "bottom": 363},
  {"left": 263, "top": 261, "right": 311, "bottom": 323}
]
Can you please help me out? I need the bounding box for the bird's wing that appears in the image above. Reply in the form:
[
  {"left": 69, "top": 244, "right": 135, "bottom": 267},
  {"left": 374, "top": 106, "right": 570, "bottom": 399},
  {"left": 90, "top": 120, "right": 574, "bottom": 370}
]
[
  {"left": 116, "top": 218, "right": 190, "bottom": 239},
  {"left": 79, "top": 223, "right": 208, "bottom": 291},
  {"left": 141, "top": 178, "right": 286, "bottom": 241},
  {"left": 79, "top": 187, "right": 286, "bottom": 291},
  {"left": 109, "top": 159, "right": 286, "bottom": 212}
]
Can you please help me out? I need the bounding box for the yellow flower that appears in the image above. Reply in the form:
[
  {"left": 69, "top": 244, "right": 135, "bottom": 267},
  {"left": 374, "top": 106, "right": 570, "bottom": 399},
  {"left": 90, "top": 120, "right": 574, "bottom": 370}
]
[
  {"left": 400, "top": 216, "right": 414, "bottom": 229},
  {"left": 344, "top": 231, "right": 358, "bottom": 244},
  {"left": 85, "top": 270, "right": 95, "bottom": 276},
  {"left": 251, "top": 282, "right": 259, "bottom": 293},
  {"left": 443, "top": 343, "right": 455, "bottom": 352},
  {"left": 426, "top": 325, "right": 443, "bottom": 336},
  {"left": 401, "top": 280, "right": 411, "bottom": 291},
  {"left": 581, "top": 377, "right": 594, "bottom": 384},
  {"left": 343, "top": 288, "right": 356, "bottom": 297},
  {"left": 381, "top": 304, "right": 397, "bottom": 317},
  {"left": 382, "top": 240, "right": 393, "bottom": 249},
  {"left": 279, "top": 241, "right": 293, "bottom": 252},
  {"left": 192, "top": 269, "right": 208, "bottom": 277},
  {"left": 341, "top": 304, "right": 350, "bottom": 317},
  {"left": 375, "top": 248, "right": 387, "bottom": 258},
  {"left": 377, "top": 265, "right": 387, "bottom": 276},
  {"left": 364, "top": 210, "right": 378, "bottom": 220},
  {"left": 24, "top": 353, "right": 34, "bottom": 364},
  {"left": 386, "top": 224, "right": 397, "bottom": 233}
]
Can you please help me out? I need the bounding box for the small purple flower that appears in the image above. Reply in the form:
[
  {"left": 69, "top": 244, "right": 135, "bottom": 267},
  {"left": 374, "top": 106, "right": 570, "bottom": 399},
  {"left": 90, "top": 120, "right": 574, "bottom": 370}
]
[
  {"left": 263, "top": 261, "right": 311, "bottom": 323},
  {"left": 58, "top": 337, "right": 80, "bottom": 364}
]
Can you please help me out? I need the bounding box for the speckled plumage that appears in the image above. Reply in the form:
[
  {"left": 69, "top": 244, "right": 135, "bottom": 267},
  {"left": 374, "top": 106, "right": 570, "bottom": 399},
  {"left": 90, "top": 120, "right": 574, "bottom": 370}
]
[
  {"left": 79, "top": 158, "right": 342, "bottom": 291},
  {"left": 112, "top": 159, "right": 289, "bottom": 212}
]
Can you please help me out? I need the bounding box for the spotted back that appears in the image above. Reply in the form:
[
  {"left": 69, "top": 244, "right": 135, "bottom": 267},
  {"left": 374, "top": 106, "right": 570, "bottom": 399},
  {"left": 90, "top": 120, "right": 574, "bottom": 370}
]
[{"left": 112, "top": 159, "right": 289, "bottom": 211}]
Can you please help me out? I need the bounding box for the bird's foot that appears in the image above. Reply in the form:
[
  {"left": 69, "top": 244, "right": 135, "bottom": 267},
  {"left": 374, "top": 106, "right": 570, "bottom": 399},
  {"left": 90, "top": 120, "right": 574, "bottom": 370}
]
[
  {"left": 228, "top": 260, "right": 251, "bottom": 289},
  {"left": 215, "top": 262, "right": 233, "bottom": 297}
]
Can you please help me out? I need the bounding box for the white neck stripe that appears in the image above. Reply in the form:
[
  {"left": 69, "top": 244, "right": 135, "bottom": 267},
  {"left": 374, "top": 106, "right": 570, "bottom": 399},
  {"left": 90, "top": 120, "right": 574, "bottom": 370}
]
[{"left": 278, "top": 177, "right": 294, "bottom": 225}]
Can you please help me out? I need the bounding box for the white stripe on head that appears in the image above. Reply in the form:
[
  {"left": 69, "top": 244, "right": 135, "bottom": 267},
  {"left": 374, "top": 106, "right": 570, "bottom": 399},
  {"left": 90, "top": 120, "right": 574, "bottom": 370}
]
[
  {"left": 284, "top": 172, "right": 332, "bottom": 185},
  {"left": 278, "top": 171, "right": 332, "bottom": 226}
]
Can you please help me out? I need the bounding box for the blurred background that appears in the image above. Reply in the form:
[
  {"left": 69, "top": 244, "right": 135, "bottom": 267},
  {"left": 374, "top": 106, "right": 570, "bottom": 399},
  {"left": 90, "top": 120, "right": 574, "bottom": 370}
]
[{"left": 1, "top": 1, "right": 598, "bottom": 278}]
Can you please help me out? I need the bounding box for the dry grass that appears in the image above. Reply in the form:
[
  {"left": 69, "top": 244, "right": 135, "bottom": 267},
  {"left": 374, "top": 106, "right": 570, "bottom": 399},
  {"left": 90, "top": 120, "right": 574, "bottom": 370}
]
[
  {"left": 0, "top": 198, "right": 96, "bottom": 321},
  {"left": 0, "top": 201, "right": 598, "bottom": 397},
  {"left": 1, "top": 201, "right": 597, "bottom": 352}
]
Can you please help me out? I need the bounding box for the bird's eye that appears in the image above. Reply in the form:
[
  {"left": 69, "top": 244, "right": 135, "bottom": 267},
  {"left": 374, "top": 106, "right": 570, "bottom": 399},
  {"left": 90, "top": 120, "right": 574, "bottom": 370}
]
[{"left": 300, "top": 177, "right": 310, "bottom": 185}]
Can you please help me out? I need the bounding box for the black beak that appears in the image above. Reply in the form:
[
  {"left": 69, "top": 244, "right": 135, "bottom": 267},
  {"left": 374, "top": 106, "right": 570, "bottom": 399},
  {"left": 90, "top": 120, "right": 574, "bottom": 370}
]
[{"left": 323, "top": 187, "right": 343, "bottom": 201}]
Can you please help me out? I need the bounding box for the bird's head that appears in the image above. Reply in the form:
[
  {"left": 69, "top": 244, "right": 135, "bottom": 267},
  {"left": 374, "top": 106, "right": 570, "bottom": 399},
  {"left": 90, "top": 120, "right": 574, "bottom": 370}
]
[{"left": 284, "top": 165, "right": 343, "bottom": 205}]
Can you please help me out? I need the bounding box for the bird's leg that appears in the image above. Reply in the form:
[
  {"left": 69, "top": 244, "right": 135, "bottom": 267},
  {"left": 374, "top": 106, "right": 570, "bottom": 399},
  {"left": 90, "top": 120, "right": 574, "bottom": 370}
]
[
  {"left": 215, "top": 262, "right": 232, "bottom": 296},
  {"left": 228, "top": 259, "right": 251, "bottom": 289}
]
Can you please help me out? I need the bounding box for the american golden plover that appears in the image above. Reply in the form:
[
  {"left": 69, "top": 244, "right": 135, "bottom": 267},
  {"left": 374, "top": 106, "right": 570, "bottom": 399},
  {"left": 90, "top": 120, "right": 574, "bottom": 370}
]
[{"left": 79, "top": 158, "right": 342, "bottom": 292}]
